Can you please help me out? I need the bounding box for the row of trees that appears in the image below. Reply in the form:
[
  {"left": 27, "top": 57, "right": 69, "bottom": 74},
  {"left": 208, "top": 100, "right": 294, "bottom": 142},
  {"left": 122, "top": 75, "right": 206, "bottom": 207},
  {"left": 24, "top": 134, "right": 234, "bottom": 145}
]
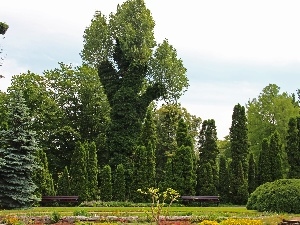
[{"left": 1, "top": 0, "right": 300, "bottom": 208}]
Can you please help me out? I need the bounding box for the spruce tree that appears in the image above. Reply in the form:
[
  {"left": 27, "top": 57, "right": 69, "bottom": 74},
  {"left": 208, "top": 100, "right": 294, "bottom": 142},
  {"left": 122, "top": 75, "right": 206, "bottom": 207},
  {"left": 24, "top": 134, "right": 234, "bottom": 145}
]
[
  {"left": 112, "top": 164, "right": 126, "bottom": 201},
  {"left": 218, "top": 155, "right": 230, "bottom": 203},
  {"left": 197, "top": 162, "right": 217, "bottom": 195},
  {"left": 99, "top": 165, "right": 112, "bottom": 202},
  {"left": 229, "top": 104, "right": 249, "bottom": 204},
  {"left": 286, "top": 117, "right": 300, "bottom": 178},
  {"left": 69, "top": 141, "right": 89, "bottom": 201},
  {"left": 0, "top": 90, "right": 38, "bottom": 209},
  {"left": 57, "top": 166, "right": 70, "bottom": 196},
  {"left": 248, "top": 153, "right": 257, "bottom": 194},
  {"left": 86, "top": 141, "right": 98, "bottom": 200}
]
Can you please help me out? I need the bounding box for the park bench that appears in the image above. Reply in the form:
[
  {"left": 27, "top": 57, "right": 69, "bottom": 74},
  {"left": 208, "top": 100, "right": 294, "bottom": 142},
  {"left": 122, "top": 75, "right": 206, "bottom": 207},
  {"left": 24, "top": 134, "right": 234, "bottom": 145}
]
[
  {"left": 41, "top": 196, "right": 79, "bottom": 204},
  {"left": 181, "top": 195, "right": 220, "bottom": 206}
]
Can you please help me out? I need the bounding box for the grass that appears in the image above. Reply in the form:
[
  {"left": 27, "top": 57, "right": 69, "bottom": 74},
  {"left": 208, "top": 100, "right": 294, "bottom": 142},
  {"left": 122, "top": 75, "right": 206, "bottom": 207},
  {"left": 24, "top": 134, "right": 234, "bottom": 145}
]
[{"left": 0, "top": 206, "right": 298, "bottom": 224}]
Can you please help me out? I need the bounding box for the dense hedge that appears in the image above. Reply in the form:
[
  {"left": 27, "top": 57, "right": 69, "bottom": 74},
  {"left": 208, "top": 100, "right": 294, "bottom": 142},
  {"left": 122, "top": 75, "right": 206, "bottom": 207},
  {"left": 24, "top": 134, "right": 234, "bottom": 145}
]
[{"left": 246, "top": 179, "right": 300, "bottom": 213}]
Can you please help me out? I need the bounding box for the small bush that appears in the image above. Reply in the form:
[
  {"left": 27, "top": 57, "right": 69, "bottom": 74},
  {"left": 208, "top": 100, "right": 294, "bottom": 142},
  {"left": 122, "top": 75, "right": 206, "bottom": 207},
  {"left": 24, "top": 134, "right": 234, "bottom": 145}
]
[
  {"left": 50, "top": 211, "right": 61, "bottom": 223},
  {"left": 73, "top": 209, "right": 91, "bottom": 217},
  {"left": 246, "top": 179, "right": 300, "bottom": 213}
]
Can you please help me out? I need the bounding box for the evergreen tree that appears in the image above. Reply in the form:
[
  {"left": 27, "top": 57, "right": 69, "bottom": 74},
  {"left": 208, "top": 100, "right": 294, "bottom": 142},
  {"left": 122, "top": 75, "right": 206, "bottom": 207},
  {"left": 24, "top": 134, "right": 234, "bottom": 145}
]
[
  {"left": 230, "top": 161, "right": 248, "bottom": 204},
  {"left": 197, "top": 162, "right": 217, "bottom": 195},
  {"left": 257, "top": 138, "right": 272, "bottom": 185},
  {"left": 112, "top": 164, "right": 126, "bottom": 201},
  {"left": 86, "top": 141, "right": 98, "bottom": 200},
  {"left": 229, "top": 104, "right": 249, "bottom": 204},
  {"left": 269, "top": 130, "right": 283, "bottom": 181},
  {"left": 173, "top": 118, "right": 196, "bottom": 195},
  {"left": 218, "top": 155, "right": 230, "bottom": 203},
  {"left": 197, "top": 119, "right": 219, "bottom": 194},
  {"left": 286, "top": 117, "right": 300, "bottom": 178},
  {"left": 57, "top": 166, "right": 70, "bottom": 196},
  {"left": 99, "top": 165, "right": 112, "bottom": 202},
  {"left": 248, "top": 153, "right": 257, "bottom": 194},
  {"left": 69, "top": 141, "right": 89, "bottom": 201},
  {"left": 0, "top": 90, "right": 38, "bottom": 209},
  {"left": 33, "top": 148, "right": 55, "bottom": 197}
]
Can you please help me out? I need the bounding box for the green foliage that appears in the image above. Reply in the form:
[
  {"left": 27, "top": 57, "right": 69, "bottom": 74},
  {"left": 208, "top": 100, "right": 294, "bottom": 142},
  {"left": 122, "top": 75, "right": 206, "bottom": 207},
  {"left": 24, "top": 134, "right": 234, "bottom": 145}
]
[
  {"left": 286, "top": 117, "right": 300, "bottom": 178},
  {"left": 56, "top": 166, "right": 70, "bottom": 196},
  {"left": 197, "top": 119, "right": 219, "bottom": 194},
  {"left": 0, "top": 90, "right": 38, "bottom": 209},
  {"left": 229, "top": 104, "right": 249, "bottom": 204},
  {"left": 69, "top": 141, "right": 89, "bottom": 201},
  {"left": 82, "top": 0, "right": 188, "bottom": 172},
  {"left": 112, "top": 164, "right": 126, "bottom": 202},
  {"left": 247, "top": 84, "right": 298, "bottom": 170},
  {"left": 99, "top": 165, "right": 112, "bottom": 202},
  {"left": 257, "top": 138, "right": 272, "bottom": 185},
  {"left": 268, "top": 131, "right": 283, "bottom": 180},
  {"left": 218, "top": 155, "right": 230, "bottom": 203},
  {"left": 86, "top": 141, "right": 98, "bottom": 201},
  {"left": 0, "top": 22, "right": 9, "bottom": 35},
  {"left": 33, "top": 148, "right": 55, "bottom": 197},
  {"left": 247, "top": 153, "right": 257, "bottom": 194},
  {"left": 50, "top": 211, "right": 61, "bottom": 223},
  {"left": 247, "top": 179, "right": 300, "bottom": 213}
]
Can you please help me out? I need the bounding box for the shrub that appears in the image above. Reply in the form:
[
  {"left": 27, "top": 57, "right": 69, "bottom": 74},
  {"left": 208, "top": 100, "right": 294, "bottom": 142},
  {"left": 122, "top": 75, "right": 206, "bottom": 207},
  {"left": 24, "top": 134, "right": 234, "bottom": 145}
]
[
  {"left": 50, "top": 211, "right": 61, "bottom": 223},
  {"left": 246, "top": 179, "right": 300, "bottom": 213},
  {"left": 220, "top": 219, "right": 262, "bottom": 225}
]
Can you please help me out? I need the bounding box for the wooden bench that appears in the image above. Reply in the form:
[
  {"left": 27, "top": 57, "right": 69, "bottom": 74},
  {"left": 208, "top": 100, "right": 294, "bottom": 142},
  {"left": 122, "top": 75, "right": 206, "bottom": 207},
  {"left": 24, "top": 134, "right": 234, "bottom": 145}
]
[
  {"left": 41, "top": 196, "right": 79, "bottom": 204},
  {"left": 181, "top": 195, "right": 220, "bottom": 206}
]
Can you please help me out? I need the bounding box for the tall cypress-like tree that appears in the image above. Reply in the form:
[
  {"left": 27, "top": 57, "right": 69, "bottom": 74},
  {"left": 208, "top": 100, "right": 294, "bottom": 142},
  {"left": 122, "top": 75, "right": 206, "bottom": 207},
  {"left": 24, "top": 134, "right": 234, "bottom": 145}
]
[
  {"left": 269, "top": 130, "right": 283, "bottom": 181},
  {"left": 248, "top": 153, "right": 257, "bottom": 194},
  {"left": 286, "top": 117, "right": 300, "bottom": 178},
  {"left": 112, "top": 164, "right": 126, "bottom": 201},
  {"left": 57, "top": 166, "right": 70, "bottom": 196},
  {"left": 86, "top": 141, "right": 98, "bottom": 200},
  {"left": 0, "top": 90, "right": 38, "bottom": 208},
  {"left": 99, "top": 165, "right": 112, "bottom": 202},
  {"left": 173, "top": 118, "right": 196, "bottom": 195},
  {"left": 33, "top": 148, "right": 55, "bottom": 197},
  {"left": 197, "top": 119, "right": 219, "bottom": 195},
  {"left": 197, "top": 162, "right": 217, "bottom": 195},
  {"left": 257, "top": 138, "right": 272, "bottom": 185},
  {"left": 69, "top": 141, "right": 89, "bottom": 201},
  {"left": 229, "top": 104, "right": 249, "bottom": 204},
  {"left": 218, "top": 155, "right": 230, "bottom": 203}
]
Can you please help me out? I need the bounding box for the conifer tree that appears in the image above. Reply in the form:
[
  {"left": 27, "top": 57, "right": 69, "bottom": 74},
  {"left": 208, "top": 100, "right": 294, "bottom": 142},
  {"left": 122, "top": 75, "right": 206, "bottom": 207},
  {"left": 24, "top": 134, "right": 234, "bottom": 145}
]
[
  {"left": 173, "top": 118, "right": 196, "bottom": 195},
  {"left": 197, "top": 119, "right": 219, "bottom": 194},
  {"left": 230, "top": 161, "right": 248, "bottom": 204},
  {"left": 218, "top": 155, "right": 230, "bottom": 203},
  {"left": 269, "top": 130, "right": 283, "bottom": 181},
  {"left": 197, "top": 162, "right": 217, "bottom": 195},
  {"left": 86, "top": 141, "right": 98, "bottom": 200},
  {"left": 57, "top": 166, "right": 70, "bottom": 196},
  {"left": 113, "top": 164, "right": 126, "bottom": 201},
  {"left": 69, "top": 141, "right": 89, "bottom": 201},
  {"left": 33, "top": 148, "right": 55, "bottom": 197},
  {"left": 248, "top": 153, "right": 257, "bottom": 194},
  {"left": 99, "top": 165, "right": 112, "bottom": 201},
  {"left": 0, "top": 90, "right": 38, "bottom": 209},
  {"left": 257, "top": 138, "right": 272, "bottom": 185},
  {"left": 286, "top": 117, "right": 300, "bottom": 178},
  {"left": 229, "top": 104, "right": 249, "bottom": 204}
]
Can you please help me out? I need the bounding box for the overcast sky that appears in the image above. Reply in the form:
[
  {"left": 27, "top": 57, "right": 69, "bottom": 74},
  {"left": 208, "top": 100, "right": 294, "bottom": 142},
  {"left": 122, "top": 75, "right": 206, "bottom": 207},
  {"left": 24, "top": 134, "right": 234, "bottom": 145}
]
[{"left": 1, "top": 0, "right": 300, "bottom": 139}]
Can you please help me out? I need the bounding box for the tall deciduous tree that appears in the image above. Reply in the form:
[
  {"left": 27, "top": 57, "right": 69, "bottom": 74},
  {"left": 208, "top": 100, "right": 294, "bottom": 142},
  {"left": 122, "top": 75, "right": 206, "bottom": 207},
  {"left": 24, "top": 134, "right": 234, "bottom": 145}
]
[
  {"left": 229, "top": 104, "right": 249, "bottom": 204},
  {"left": 0, "top": 90, "right": 38, "bottom": 208},
  {"left": 81, "top": 0, "right": 188, "bottom": 170},
  {"left": 286, "top": 117, "right": 300, "bottom": 178},
  {"left": 247, "top": 84, "right": 298, "bottom": 168}
]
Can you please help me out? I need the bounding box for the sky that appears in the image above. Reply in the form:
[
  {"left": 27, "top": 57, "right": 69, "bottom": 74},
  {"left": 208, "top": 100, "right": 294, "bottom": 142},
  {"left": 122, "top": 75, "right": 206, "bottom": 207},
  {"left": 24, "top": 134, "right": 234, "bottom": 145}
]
[{"left": 1, "top": 0, "right": 300, "bottom": 139}]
